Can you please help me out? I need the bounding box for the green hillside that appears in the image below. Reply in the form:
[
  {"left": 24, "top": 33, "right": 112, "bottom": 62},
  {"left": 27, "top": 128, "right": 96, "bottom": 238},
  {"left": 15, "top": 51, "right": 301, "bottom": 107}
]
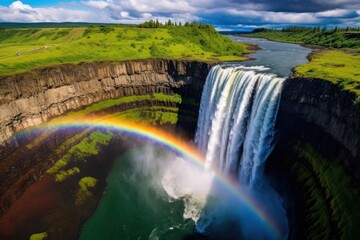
[
  {"left": 0, "top": 23, "right": 248, "bottom": 76},
  {"left": 242, "top": 27, "right": 360, "bottom": 49}
]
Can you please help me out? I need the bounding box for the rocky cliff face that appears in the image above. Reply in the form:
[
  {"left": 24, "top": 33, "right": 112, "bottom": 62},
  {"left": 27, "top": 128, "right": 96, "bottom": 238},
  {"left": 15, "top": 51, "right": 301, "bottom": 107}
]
[
  {"left": 0, "top": 59, "right": 213, "bottom": 220},
  {"left": 277, "top": 77, "right": 360, "bottom": 181},
  {"left": 0, "top": 59, "right": 213, "bottom": 145},
  {"left": 270, "top": 77, "right": 360, "bottom": 240}
]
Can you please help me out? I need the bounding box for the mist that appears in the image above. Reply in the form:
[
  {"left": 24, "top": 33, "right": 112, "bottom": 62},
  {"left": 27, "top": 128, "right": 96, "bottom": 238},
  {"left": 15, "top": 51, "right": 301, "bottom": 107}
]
[{"left": 124, "top": 142, "right": 287, "bottom": 239}]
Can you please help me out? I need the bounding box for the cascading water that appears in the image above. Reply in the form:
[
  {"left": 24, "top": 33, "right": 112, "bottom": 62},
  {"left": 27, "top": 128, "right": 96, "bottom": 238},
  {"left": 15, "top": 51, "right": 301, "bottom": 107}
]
[
  {"left": 196, "top": 65, "right": 283, "bottom": 187},
  {"left": 194, "top": 65, "right": 288, "bottom": 239}
]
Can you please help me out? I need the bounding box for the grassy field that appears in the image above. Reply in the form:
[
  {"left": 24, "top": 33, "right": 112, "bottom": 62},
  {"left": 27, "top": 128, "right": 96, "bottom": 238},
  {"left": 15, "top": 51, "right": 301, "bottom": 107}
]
[
  {"left": 0, "top": 24, "right": 248, "bottom": 76},
  {"left": 294, "top": 50, "right": 360, "bottom": 96},
  {"left": 242, "top": 27, "right": 360, "bottom": 49}
]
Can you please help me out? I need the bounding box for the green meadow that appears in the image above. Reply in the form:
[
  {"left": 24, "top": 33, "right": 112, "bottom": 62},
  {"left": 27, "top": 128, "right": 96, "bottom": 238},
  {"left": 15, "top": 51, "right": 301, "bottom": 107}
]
[
  {"left": 294, "top": 50, "right": 360, "bottom": 96},
  {"left": 0, "top": 24, "right": 248, "bottom": 76}
]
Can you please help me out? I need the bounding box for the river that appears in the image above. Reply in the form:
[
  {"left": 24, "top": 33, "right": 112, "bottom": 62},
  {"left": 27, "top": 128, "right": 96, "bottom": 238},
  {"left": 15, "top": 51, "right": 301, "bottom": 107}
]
[{"left": 228, "top": 36, "right": 312, "bottom": 77}]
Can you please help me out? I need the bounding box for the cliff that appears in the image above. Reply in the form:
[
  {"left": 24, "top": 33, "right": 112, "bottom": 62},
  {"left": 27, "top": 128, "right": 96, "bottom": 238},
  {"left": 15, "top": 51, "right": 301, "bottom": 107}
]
[
  {"left": 1, "top": 59, "right": 360, "bottom": 239},
  {"left": 277, "top": 77, "right": 360, "bottom": 181},
  {"left": 0, "top": 59, "right": 213, "bottom": 145},
  {"left": 271, "top": 77, "right": 360, "bottom": 240},
  {"left": 0, "top": 59, "right": 213, "bottom": 226}
]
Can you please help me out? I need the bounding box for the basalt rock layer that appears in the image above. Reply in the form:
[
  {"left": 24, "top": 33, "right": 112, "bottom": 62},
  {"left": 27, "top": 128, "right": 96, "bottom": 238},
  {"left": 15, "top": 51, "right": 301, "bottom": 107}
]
[
  {"left": 271, "top": 77, "right": 360, "bottom": 240},
  {"left": 277, "top": 77, "right": 360, "bottom": 182},
  {"left": 0, "top": 59, "right": 213, "bottom": 222},
  {"left": 0, "top": 59, "right": 213, "bottom": 145}
]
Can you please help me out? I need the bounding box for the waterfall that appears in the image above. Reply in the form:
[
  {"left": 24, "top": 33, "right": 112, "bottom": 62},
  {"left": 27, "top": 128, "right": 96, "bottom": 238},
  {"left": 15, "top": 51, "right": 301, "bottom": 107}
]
[
  {"left": 195, "top": 65, "right": 284, "bottom": 189},
  {"left": 160, "top": 65, "right": 288, "bottom": 239}
]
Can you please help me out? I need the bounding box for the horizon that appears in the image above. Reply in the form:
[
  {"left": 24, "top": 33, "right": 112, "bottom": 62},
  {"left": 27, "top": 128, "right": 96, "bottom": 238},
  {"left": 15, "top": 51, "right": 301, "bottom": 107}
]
[{"left": 0, "top": 1, "right": 359, "bottom": 31}]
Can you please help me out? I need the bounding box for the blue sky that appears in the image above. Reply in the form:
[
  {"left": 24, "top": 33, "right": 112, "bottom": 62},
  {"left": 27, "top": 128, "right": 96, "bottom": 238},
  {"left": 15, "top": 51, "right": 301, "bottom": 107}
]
[{"left": 1, "top": 0, "right": 360, "bottom": 31}]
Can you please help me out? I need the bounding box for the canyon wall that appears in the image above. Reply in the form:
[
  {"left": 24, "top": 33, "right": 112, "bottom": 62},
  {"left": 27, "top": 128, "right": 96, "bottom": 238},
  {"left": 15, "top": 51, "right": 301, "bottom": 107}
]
[
  {"left": 1, "top": 60, "right": 360, "bottom": 239},
  {"left": 277, "top": 77, "right": 360, "bottom": 181},
  {"left": 0, "top": 59, "right": 213, "bottom": 218},
  {"left": 0, "top": 59, "right": 213, "bottom": 145},
  {"left": 271, "top": 77, "right": 360, "bottom": 240}
]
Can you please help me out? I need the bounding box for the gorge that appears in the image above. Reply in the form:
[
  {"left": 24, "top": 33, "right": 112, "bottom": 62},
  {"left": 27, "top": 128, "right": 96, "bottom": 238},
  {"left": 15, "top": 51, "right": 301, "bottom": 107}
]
[{"left": 0, "top": 38, "right": 359, "bottom": 240}]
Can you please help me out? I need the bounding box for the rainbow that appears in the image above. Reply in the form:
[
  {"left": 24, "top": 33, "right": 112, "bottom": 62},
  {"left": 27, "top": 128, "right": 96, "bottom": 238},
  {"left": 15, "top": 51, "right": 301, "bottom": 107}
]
[{"left": 18, "top": 117, "right": 284, "bottom": 239}]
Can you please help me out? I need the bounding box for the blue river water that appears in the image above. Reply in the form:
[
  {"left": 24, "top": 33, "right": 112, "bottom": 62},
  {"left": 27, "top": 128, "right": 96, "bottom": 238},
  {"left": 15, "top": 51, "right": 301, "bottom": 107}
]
[{"left": 228, "top": 36, "right": 312, "bottom": 77}]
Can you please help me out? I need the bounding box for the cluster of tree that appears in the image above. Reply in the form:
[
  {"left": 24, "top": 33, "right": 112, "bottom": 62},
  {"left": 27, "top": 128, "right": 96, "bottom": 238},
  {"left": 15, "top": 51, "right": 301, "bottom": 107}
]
[
  {"left": 139, "top": 19, "right": 178, "bottom": 28},
  {"left": 253, "top": 26, "right": 360, "bottom": 33},
  {"left": 283, "top": 26, "right": 360, "bottom": 33},
  {"left": 138, "top": 19, "right": 213, "bottom": 29}
]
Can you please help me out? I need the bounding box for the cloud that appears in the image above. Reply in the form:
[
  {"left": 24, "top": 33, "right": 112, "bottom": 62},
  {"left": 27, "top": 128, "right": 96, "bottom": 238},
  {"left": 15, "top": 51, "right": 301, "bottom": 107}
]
[
  {"left": 118, "top": 0, "right": 197, "bottom": 13},
  {"left": 81, "top": 1, "right": 109, "bottom": 9},
  {"left": 0, "top": 1, "right": 100, "bottom": 22},
  {"left": 229, "top": 0, "right": 360, "bottom": 12},
  {"left": 199, "top": 8, "right": 319, "bottom": 26},
  {"left": 316, "top": 9, "right": 359, "bottom": 18},
  {"left": 9, "top": 1, "right": 32, "bottom": 11},
  {"left": 0, "top": 0, "right": 359, "bottom": 29}
]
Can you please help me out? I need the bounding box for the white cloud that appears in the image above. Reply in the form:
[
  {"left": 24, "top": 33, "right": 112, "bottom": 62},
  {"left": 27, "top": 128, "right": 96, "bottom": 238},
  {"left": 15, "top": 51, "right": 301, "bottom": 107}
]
[
  {"left": 263, "top": 12, "right": 318, "bottom": 24},
  {"left": 119, "top": 0, "right": 197, "bottom": 13},
  {"left": 214, "top": 26, "right": 234, "bottom": 31},
  {"left": 9, "top": 1, "right": 32, "bottom": 11},
  {"left": 81, "top": 1, "right": 109, "bottom": 9},
  {"left": 221, "top": 9, "right": 318, "bottom": 24},
  {"left": 316, "top": 9, "right": 357, "bottom": 18},
  {"left": 0, "top": 0, "right": 359, "bottom": 29},
  {"left": 142, "top": 12, "right": 152, "bottom": 18},
  {"left": 120, "top": 11, "right": 129, "bottom": 18},
  {"left": 0, "top": 1, "right": 103, "bottom": 22}
]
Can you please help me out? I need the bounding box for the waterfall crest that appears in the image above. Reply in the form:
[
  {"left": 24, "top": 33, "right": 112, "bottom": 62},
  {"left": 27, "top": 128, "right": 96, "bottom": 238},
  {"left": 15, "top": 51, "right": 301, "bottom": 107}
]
[{"left": 195, "top": 65, "right": 284, "bottom": 189}]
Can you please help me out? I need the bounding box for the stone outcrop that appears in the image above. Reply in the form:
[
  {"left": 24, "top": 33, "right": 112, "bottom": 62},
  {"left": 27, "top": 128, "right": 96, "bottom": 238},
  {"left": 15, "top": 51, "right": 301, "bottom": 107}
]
[{"left": 0, "top": 59, "right": 213, "bottom": 145}]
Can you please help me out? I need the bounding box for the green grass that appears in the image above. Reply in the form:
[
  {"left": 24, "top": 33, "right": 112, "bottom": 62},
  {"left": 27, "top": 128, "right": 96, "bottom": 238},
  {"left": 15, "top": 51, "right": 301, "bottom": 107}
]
[
  {"left": 49, "top": 93, "right": 184, "bottom": 123},
  {"left": 0, "top": 25, "right": 247, "bottom": 76},
  {"left": 55, "top": 167, "right": 80, "bottom": 182},
  {"left": 30, "top": 232, "right": 48, "bottom": 240},
  {"left": 46, "top": 131, "right": 113, "bottom": 175},
  {"left": 76, "top": 176, "right": 98, "bottom": 205},
  {"left": 293, "top": 143, "right": 360, "bottom": 240},
  {"left": 294, "top": 50, "right": 360, "bottom": 96},
  {"left": 243, "top": 27, "right": 360, "bottom": 49},
  {"left": 109, "top": 106, "right": 180, "bottom": 125}
]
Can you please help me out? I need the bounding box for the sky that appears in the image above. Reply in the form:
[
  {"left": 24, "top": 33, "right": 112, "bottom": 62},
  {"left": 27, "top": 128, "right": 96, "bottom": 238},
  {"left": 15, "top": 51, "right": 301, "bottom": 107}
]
[{"left": 0, "top": 0, "right": 360, "bottom": 31}]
